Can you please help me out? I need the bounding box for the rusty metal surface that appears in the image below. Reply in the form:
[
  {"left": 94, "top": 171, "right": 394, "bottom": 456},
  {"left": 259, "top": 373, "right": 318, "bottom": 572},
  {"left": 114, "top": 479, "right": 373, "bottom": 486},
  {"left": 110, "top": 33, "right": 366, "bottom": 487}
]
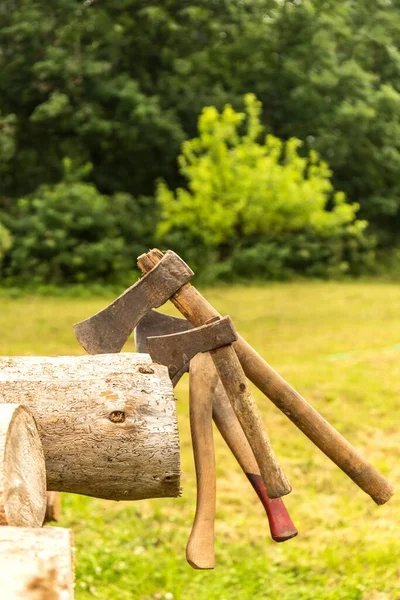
[
  {"left": 135, "top": 310, "right": 193, "bottom": 354},
  {"left": 147, "top": 316, "right": 237, "bottom": 385},
  {"left": 74, "top": 251, "right": 193, "bottom": 354}
]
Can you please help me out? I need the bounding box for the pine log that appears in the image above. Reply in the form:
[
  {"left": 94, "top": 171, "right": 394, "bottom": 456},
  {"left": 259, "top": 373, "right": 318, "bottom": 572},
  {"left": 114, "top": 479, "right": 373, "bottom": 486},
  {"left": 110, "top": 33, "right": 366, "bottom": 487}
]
[
  {"left": 0, "top": 526, "right": 74, "bottom": 599},
  {"left": 0, "top": 404, "right": 46, "bottom": 527},
  {"left": 0, "top": 354, "right": 180, "bottom": 501}
]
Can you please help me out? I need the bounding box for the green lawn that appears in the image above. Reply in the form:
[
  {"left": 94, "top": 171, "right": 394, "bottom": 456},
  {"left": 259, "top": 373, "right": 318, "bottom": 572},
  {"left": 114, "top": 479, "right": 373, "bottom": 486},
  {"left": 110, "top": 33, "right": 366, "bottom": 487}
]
[{"left": 1, "top": 282, "right": 399, "bottom": 599}]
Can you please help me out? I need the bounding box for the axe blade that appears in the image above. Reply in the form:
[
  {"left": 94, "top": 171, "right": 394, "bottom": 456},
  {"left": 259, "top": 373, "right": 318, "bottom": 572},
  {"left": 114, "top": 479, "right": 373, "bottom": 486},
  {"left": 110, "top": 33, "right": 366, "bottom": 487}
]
[
  {"left": 147, "top": 316, "right": 237, "bottom": 386},
  {"left": 135, "top": 310, "right": 193, "bottom": 353},
  {"left": 135, "top": 311, "right": 193, "bottom": 385},
  {"left": 74, "top": 251, "right": 193, "bottom": 354}
]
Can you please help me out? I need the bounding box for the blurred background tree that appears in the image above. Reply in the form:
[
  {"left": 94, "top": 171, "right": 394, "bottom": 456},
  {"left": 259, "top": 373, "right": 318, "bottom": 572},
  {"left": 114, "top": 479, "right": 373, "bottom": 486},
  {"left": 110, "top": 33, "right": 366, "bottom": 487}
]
[
  {"left": 0, "top": 0, "right": 398, "bottom": 284},
  {"left": 157, "top": 95, "right": 374, "bottom": 280}
]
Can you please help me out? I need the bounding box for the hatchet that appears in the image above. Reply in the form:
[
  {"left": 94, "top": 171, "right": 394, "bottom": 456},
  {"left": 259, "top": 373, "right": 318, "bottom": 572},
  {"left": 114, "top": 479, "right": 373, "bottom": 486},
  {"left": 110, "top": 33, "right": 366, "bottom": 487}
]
[
  {"left": 135, "top": 310, "right": 298, "bottom": 543},
  {"left": 74, "top": 249, "right": 393, "bottom": 505}
]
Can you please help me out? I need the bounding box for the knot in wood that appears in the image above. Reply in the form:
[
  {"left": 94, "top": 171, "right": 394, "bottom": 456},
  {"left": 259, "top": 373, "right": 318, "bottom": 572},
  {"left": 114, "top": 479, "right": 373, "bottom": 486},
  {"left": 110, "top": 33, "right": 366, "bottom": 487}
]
[{"left": 108, "top": 410, "right": 126, "bottom": 423}]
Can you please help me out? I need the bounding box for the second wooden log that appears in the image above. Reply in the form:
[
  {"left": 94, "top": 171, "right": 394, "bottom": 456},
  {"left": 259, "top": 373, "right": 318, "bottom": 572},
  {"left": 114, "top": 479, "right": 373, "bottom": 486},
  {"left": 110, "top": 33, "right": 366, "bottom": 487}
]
[
  {"left": 0, "top": 526, "right": 74, "bottom": 599},
  {"left": 0, "top": 404, "right": 46, "bottom": 527}
]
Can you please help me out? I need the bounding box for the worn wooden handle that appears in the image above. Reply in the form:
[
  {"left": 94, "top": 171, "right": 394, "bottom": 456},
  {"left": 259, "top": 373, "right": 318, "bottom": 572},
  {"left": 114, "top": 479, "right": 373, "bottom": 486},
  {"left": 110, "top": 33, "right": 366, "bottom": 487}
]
[
  {"left": 137, "top": 249, "right": 394, "bottom": 505},
  {"left": 210, "top": 343, "right": 291, "bottom": 498},
  {"left": 186, "top": 353, "right": 216, "bottom": 570},
  {"left": 211, "top": 372, "right": 297, "bottom": 541}
]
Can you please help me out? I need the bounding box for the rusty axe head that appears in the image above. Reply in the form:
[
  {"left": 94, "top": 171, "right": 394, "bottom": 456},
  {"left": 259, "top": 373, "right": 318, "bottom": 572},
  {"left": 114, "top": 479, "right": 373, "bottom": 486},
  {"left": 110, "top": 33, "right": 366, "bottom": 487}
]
[
  {"left": 74, "top": 251, "right": 193, "bottom": 354},
  {"left": 135, "top": 310, "right": 193, "bottom": 354},
  {"left": 135, "top": 310, "right": 193, "bottom": 385},
  {"left": 146, "top": 316, "right": 238, "bottom": 386}
]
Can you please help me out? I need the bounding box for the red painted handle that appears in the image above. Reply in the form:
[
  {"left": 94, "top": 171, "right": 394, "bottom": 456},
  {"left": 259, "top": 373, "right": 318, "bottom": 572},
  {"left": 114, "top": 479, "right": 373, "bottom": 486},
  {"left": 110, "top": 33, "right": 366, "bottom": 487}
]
[{"left": 246, "top": 473, "right": 298, "bottom": 542}]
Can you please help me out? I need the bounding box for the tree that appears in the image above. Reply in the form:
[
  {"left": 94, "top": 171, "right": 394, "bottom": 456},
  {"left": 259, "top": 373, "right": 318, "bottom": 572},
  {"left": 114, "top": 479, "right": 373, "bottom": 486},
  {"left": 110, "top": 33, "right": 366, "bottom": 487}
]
[
  {"left": 0, "top": 0, "right": 261, "bottom": 201},
  {"left": 157, "top": 95, "right": 373, "bottom": 279},
  {"left": 220, "top": 0, "right": 400, "bottom": 246}
]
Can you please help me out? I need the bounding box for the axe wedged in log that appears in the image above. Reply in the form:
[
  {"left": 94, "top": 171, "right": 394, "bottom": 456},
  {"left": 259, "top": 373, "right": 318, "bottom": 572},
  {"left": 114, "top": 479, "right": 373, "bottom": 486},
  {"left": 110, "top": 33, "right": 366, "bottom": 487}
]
[
  {"left": 136, "top": 250, "right": 394, "bottom": 506},
  {"left": 145, "top": 316, "right": 290, "bottom": 567},
  {"left": 135, "top": 310, "right": 297, "bottom": 543},
  {"left": 74, "top": 252, "right": 291, "bottom": 500}
]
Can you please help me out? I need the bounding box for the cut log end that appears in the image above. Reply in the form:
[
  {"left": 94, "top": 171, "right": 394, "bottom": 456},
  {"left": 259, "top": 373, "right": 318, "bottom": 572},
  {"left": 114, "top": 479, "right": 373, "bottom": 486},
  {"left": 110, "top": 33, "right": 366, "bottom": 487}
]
[
  {"left": 0, "top": 404, "right": 46, "bottom": 527},
  {"left": 0, "top": 526, "right": 74, "bottom": 599}
]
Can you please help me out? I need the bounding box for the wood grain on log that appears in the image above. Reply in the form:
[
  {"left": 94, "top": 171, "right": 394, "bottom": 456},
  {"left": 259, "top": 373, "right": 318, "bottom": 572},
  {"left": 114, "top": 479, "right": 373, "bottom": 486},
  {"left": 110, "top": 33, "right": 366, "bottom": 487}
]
[
  {"left": 0, "top": 526, "right": 74, "bottom": 599},
  {"left": 0, "top": 354, "right": 180, "bottom": 501},
  {"left": 0, "top": 404, "right": 46, "bottom": 527}
]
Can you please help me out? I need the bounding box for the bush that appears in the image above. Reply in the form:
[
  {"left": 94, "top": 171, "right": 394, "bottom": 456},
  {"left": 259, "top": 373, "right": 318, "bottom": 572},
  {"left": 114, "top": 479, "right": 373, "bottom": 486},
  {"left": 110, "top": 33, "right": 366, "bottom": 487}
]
[
  {"left": 0, "top": 221, "right": 12, "bottom": 268},
  {"left": 156, "top": 94, "right": 375, "bottom": 280},
  {"left": 2, "top": 160, "right": 153, "bottom": 285}
]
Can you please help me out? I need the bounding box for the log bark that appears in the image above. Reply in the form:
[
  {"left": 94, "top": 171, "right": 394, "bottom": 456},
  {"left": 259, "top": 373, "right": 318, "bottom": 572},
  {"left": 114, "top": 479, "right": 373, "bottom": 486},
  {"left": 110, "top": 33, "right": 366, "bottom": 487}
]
[
  {"left": 0, "top": 404, "right": 46, "bottom": 527},
  {"left": 0, "top": 526, "right": 74, "bottom": 599},
  {"left": 0, "top": 354, "right": 180, "bottom": 501}
]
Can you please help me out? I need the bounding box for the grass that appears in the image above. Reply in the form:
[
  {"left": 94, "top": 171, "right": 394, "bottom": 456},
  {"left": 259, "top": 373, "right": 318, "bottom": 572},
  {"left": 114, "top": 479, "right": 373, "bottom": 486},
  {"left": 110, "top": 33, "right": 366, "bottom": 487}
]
[{"left": 0, "top": 282, "right": 399, "bottom": 599}]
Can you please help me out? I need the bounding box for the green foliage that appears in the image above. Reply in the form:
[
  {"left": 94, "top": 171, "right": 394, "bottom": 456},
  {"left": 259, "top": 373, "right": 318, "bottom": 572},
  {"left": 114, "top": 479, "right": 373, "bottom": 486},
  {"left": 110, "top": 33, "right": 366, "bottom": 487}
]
[
  {"left": 228, "top": 0, "right": 400, "bottom": 246},
  {"left": 0, "top": 221, "right": 12, "bottom": 267},
  {"left": 0, "top": 0, "right": 251, "bottom": 201},
  {"left": 1, "top": 0, "right": 400, "bottom": 281},
  {"left": 3, "top": 159, "right": 152, "bottom": 285},
  {"left": 157, "top": 95, "right": 374, "bottom": 280}
]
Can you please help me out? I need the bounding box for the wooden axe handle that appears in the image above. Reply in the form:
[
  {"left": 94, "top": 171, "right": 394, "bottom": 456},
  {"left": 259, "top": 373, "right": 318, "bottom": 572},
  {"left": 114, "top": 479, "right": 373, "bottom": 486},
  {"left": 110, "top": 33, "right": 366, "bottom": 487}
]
[
  {"left": 186, "top": 353, "right": 216, "bottom": 570},
  {"left": 211, "top": 372, "right": 297, "bottom": 542},
  {"left": 210, "top": 342, "right": 291, "bottom": 498},
  {"left": 137, "top": 250, "right": 394, "bottom": 505}
]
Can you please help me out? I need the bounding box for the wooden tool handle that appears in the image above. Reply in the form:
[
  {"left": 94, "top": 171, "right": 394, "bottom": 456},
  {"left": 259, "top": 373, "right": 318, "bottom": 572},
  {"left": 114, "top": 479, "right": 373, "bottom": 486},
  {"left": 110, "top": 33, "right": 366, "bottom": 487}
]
[
  {"left": 137, "top": 249, "right": 394, "bottom": 505},
  {"left": 211, "top": 374, "right": 297, "bottom": 542},
  {"left": 210, "top": 343, "right": 291, "bottom": 498},
  {"left": 186, "top": 353, "right": 216, "bottom": 570}
]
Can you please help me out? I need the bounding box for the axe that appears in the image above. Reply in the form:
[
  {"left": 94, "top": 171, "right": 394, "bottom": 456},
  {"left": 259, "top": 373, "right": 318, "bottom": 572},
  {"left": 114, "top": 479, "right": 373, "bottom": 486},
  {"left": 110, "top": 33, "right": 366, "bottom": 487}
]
[{"left": 135, "top": 310, "right": 298, "bottom": 545}]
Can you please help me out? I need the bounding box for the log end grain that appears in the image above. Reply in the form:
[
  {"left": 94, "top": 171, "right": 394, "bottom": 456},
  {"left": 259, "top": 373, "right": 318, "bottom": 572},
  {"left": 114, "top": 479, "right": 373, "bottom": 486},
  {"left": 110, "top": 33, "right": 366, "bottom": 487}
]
[
  {"left": 0, "top": 526, "right": 74, "bottom": 599},
  {"left": 0, "top": 404, "right": 46, "bottom": 527}
]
